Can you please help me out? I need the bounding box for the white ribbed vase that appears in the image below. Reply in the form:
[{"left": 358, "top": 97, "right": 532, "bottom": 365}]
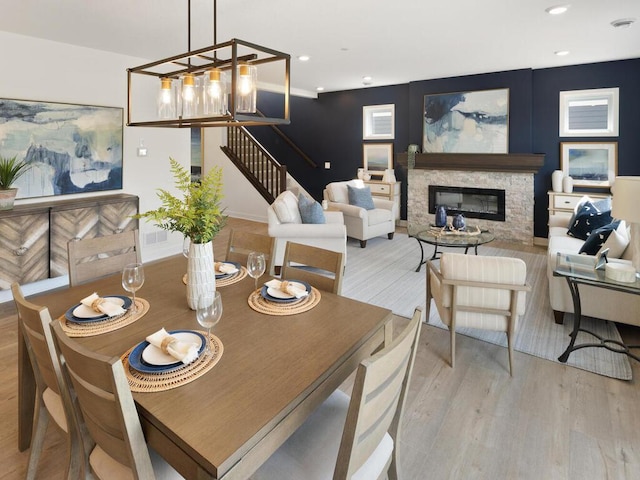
[{"left": 187, "top": 241, "right": 215, "bottom": 310}]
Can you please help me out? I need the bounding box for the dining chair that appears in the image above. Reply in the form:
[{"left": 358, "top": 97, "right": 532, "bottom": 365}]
[
  {"left": 49, "top": 320, "right": 184, "bottom": 480},
  {"left": 426, "top": 252, "right": 530, "bottom": 375},
  {"left": 11, "top": 283, "right": 82, "bottom": 480},
  {"left": 280, "top": 241, "right": 345, "bottom": 294},
  {"left": 252, "top": 307, "right": 422, "bottom": 480},
  {"left": 67, "top": 229, "right": 141, "bottom": 287},
  {"left": 224, "top": 229, "right": 276, "bottom": 275}
]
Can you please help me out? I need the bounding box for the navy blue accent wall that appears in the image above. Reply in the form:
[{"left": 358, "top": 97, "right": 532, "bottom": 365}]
[{"left": 252, "top": 58, "right": 639, "bottom": 238}]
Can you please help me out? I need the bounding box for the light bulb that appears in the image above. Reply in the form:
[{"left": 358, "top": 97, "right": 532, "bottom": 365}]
[
  {"left": 157, "top": 77, "right": 176, "bottom": 119},
  {"left": 181, "top": 73, "right": 198, "bottom": 118},
  {"left": 236, "top": 63, "right": 257, "bottom": 113},
  {"left": 203, "top": 68, "right": 227, "bottom": 115}
]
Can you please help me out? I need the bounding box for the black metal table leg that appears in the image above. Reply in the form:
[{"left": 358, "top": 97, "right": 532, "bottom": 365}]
[
  {"left": 415, "top": 238, "right": 426, "bottom": 272},
  {"left": 558, "top": 278, "right": 583, "bottom": 362}
]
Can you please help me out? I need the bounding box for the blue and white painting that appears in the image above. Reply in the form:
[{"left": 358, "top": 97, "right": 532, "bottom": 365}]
[
  {"left": 423, "top": 88, "right": 509, "bottom": 154},
  {"left": 0, "top": 99, "right": 123, "bottom": 199}
]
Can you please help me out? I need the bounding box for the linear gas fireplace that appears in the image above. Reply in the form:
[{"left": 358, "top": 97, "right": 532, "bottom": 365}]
[{"left": 428, "top": 185, "right": 506, "bottom": 222}]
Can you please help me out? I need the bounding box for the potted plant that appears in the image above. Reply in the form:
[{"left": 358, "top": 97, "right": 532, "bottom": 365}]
[
  {"left": 136, "top": 157, "right": 226, "bottom": 309},
  {"left": 0, "top": 155, "right": 30, "bottom": 210}
]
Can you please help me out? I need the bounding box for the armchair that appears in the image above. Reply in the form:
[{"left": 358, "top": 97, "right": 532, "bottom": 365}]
[
  {"left": 267, "top": 190, "right": 347, "bottom": 268},
  {"left": 323, "top": 180, "right": 396, "bottom": 248}
]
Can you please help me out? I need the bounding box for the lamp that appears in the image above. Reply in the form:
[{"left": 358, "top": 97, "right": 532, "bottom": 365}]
[
  {"left": 127, "top": 0, "right": 290, "bottom": 128},
  {"left": 611, "top": 176, "right": 640, "bottom": 276}
]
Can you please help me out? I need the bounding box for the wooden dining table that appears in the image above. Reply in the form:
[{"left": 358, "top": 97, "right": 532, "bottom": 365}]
[{"left": 19, "top": 254, "right": 393, "bottom": 479}]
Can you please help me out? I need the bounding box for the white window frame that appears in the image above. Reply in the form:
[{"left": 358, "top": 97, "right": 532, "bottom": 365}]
[
  {"left": 559, "top": 87, "right": 619, "bottom": 137},
  {"left": 363, "top": 104, "right": 395, "bottom": 140}
]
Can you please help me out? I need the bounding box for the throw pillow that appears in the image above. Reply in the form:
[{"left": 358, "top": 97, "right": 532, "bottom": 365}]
[
  {"left": 297, "top": 194, "right": 326, "bottom": 224},
  {"left": 347, "top": 184, "right": 375, "bottom": 210},
  {"left": 598, "top": 220, "right": 630, "bottom": 258},
  {"left": 567, "top": 195, "right": 611, "bottom": 230},
  {"left": 579, "top": 220, "right": 620, "bottom": 255},
  {"left": 567, "top": 201, "right": 613, "bottom": 240},
  {"left": 272, "top": 191, "right": 302, "bottom": 224}
]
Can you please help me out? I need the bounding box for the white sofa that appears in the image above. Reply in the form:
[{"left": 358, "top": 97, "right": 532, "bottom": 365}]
[
  {"left": 547, "top": 212, "right": 640, "bottom": 327},
  {"left": 267, "top": 190, "right": 347, "bottom": 268},
  {"left": 323, "top": 180, "right": 396, "bottom": 248}
]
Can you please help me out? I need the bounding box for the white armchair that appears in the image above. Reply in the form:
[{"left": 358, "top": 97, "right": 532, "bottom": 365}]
[
  {"left": 267, "top": 190, "right": 347, "bottom": 268},
  {"left": 323, "top": 180, "right": 396, "bottom": 248}
]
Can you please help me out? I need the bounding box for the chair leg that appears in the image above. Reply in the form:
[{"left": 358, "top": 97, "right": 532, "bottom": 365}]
[
  {"left": 388, "top": 232, "right": 394, "bottom": 240},
  {"left": 450, "top": 328, "right": 456, "bottom": 369},
  {"left": 553, "top": 310, "right": 564, "bottom": 324},
  {"left": 360, "top": 240, "right": 367, "bottom": 248},
  {"left": 26, "top": 398, "right": 48, "bottom": 480},
  {"left": 507, "top": 332, "right": 514, "bottom": 376}
]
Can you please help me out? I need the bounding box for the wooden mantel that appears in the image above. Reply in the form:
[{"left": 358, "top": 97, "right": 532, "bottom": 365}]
[{"left": 395, "top": 153, "right": 544, "bottom": 173}]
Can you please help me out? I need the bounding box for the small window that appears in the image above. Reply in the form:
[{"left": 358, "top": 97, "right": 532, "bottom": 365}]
[
  {"left": 559, "top": 88, "right": 619, "bottom": 137},
  {"left": 363, "top": 104, "right": 395, "bottom": 140}
]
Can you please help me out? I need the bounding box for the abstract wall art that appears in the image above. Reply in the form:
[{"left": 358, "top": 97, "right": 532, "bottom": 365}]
[
  {"left": 423, "top": 88, "right": 509, "bottom": 154},
  {"left": 560, "top": 142, "right": 617, "bottom": 188},
  {"left": 0, "top": 98, "right": 123, "bottom": 199}
]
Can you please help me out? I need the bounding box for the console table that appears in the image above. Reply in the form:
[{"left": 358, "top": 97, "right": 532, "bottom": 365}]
[{"left": 363, "top": 180, "right": 401, "bottom": 221}]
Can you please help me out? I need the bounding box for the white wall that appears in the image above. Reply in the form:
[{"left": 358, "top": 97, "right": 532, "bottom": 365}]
[{"left": 0, "top": 31, "right": 190, "bottom": 302}]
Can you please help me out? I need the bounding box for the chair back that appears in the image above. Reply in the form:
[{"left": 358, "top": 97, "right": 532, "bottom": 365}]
[
  {"left": 68, "top": 230, "right": 141, "bottom": 286},
  {"left": 281, "top": 241, "right": 345, "bottom": 294},
  {"left": 225, "top": 229, "right": 276, "bottom": 275},
  {"left": 334, "top": 308, "right": 422, "bottom": 479},
  {"left": 50, "top": 320, "right": 155, "bottom": 479}
]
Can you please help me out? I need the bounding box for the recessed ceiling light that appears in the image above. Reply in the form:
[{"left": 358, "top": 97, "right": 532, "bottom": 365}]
[
  {"left": 611, "top": 18, "right": 636, "bottom": 28},
  {"left": 546, "top": 4, "right": 570, "bottom": 15},
  {"left": 297, "top": 55, "right": 310, "bottom": 62},
  {"left": 362, "top": 76, "right": 373, "bottom": 85},
  {"left": 555, "top": 50, "right": 570, "bottom": 56},
  {"left": 316, "top": 86, "right": 325, "bottom": 92}
]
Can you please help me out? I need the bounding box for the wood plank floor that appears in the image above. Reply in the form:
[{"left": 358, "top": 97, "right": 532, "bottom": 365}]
[{"left": 2, "top": 218, "right": 639, "bottom": 479}]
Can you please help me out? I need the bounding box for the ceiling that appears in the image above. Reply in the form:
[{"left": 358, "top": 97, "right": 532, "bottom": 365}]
[{"left": 2, "top": 0, "right": 639, "bottom": 96}]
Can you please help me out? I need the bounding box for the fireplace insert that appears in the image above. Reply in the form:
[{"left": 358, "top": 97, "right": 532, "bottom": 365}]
[{"left": 428, "top": 185, "right": 505, "bottom": 222}]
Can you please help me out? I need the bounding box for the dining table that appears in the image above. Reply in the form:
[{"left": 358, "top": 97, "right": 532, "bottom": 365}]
[{"left": 18, "top": 254, "right": 393, "bottom": 479}]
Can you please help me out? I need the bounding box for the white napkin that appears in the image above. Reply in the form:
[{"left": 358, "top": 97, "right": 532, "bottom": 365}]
[
  {"left": 145, "top": 328, "right": 200, "bottom": 365},
  {"left": 80, "top": 293, "right": 126, "bottom": 317},
  {"left": 215, "top": 262, "right": 239, "bottom": 274},
  {"left": 264, "top": 279, "right": 309, "bottom": 298}
]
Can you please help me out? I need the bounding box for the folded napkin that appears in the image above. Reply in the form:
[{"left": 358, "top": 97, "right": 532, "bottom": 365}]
[
  {"left": 80, "top": 293, "right": 126, "bottom": 317},
  {"left": 215, "top": 262, "right": 239, "bottom": 274},
  {"left": 145, "top": 328, "right": 200, "bottom": 365},
  {"left": 264, "top": 279, "right": 309, "bottom": 298}
]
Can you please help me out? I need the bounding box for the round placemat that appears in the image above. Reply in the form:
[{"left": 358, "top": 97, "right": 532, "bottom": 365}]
[
  {"left": 122, "top": 331, "right": 223, "bottom": 392},
  {"left": 59, "top": 298, "right": 150, "bottom": 337},
  {"left": 182, "top": 267, "right": 248, "bottom": 287},
  {"left": 247, "top": 287, "right": 321, "bottom": 315}
]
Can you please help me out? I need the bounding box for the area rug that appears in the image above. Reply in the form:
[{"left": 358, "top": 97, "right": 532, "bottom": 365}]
[{"left": 341, "top": 233, "right": 632, "bottom": 380}]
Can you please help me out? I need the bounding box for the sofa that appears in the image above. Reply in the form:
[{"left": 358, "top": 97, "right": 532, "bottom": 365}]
[
  {"left": 547, "top": 201, "right": 640, "bottom": 327},
  {"left": 267, "top": 190, "right": 347, "bottom": 268}
]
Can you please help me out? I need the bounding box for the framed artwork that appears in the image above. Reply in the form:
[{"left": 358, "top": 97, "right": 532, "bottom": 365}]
[
  {"left": 363, "top": 104, "right": 395, "bottom": 140},
  {"left": 363, "top": 143, "right": 393, "bottom": 171},
  {"left": 0, "top": 98, "right": 123, "bottom": 199},
  {"left": 559, "top": 87, "right": 619, "bottom": 137},
  {"left": 423, "top": 88, "right": 509, "bottom": 154},
  {"left": 560, "top": 142, "right": 617, "bottom": 188}
]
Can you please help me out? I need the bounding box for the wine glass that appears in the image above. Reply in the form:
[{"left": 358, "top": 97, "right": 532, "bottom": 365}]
[
  {"left": 182, "top": 236, "right": 191, "bottom": 258},
  {"left": 122, "top": 263, "right": 145, "bottom": 314},
  {"left": 196, "top": 291, "right": 223, "bottom": 354},
  {"left": 247, "top": 251, "right": 266, "bottom": 292}
]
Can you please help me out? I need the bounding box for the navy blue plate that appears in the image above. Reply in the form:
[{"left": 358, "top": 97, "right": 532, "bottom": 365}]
[
  {"left": 260, "top": 280, "right": 311, "bottom": 304},
  {"left": 215, "top": 261, "right": 241, "bottom": 279},
  {"left": 64, "top": 295, "right": 133, "bottom": 324},
  {"left": 128, "top": 330, "right": 206, "bottom": 374}
]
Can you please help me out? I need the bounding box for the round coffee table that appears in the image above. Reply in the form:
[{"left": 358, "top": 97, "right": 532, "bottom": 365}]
[{"left": 408, "top": 224, "right": 495, "bottom": 272}]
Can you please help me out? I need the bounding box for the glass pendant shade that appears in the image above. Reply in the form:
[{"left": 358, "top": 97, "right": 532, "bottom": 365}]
[
  {"left": 181, "top": 73, "right": 199, "bottom": 118},
  {"left": 157, "top": 77, "right": 176, "bottom": 119},
  {"left": 236, "top": 63, "right": 257, "bottom": 113},
  {"left": 203, "top": 68, "right": 228, "bottom": 115}
]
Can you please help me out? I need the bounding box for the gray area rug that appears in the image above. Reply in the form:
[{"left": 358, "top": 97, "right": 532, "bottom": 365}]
[{"left": 342, "top": 233, "right": 632, "bottom": 380}]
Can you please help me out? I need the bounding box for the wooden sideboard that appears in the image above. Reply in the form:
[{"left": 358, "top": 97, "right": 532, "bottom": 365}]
[
  {"left": 0, "top": 194, "right": 138, "bottom": 289},
  {"left": 363, "top": 180, "right": 401, "bottom": 221}
]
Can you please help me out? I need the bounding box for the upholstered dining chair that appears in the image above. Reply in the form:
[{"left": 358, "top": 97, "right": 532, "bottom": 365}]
[
  {"left": 67, "top": 229, "right": 141, "bottom": 287},
  {"left": 225, "top": 229, "right": 276, "bottom": 275},
  {"left": 49, "top": 320, "right": 184, "bottom": 480},
  {"left": 252, "top": 307, "right": 422, "bottom": 480},
  {"left": 281, "top": 241, "right": 345, "bottom": 295},
  {"left": 426, "top": 252, "right": 530, "bottom": 375},
  {"left": 11, "top": 283, "right": 82, "bottom": 480}
]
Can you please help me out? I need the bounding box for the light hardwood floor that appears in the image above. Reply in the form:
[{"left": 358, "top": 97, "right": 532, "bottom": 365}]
[{"left": 2, "top": 218, "right": 639, "bottom": 479}]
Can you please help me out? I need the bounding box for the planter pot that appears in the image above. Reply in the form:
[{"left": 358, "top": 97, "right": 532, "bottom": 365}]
[
  {"left": 186, "top": 241, "right": 216, "bottom": 310},
  {"left": 0, "top": 188, "right": 18, "bottom": 211},
  {"left": 551, "top": 170, "right": 563, "bottom": 193}
]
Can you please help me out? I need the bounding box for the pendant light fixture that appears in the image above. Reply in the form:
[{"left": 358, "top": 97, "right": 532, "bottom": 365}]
[{"left": 127, "top": 0, "right": 290, "bottom": 128}]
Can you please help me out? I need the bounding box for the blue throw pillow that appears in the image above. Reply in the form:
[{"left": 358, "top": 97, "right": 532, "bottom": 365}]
[
  {"left": 579, "top": 220, "right": 621, "bottom": 255},
  {"left": 347, "top": 185, "right": 375, "bottom": 210},
  {"left": 298, "top": 194, "right": 326, "bottom": 224},
  {"left": 567, "top": 201, "right": 613, "bottom": 240}
]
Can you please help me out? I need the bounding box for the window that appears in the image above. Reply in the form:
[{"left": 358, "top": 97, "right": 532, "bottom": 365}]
[
  {"left": 363, "top": 104, "right": 395, "bottom": 139},
  {"left": 559, "top": 88, "right": 619, "bottom": 137}
]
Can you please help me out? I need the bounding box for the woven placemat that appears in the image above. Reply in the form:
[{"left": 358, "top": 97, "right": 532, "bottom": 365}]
[
  {"left": 247, "top": 287, "right": 321, "bottom": 316},
  {"left": 59, "top": 298, "right": 150, "bottom": 337},
  {"left": 182, "top": 267, "right": 248, "bottom": 287},
  {"left": 122, "top": 331, "right": 223, "bottom": 392}
]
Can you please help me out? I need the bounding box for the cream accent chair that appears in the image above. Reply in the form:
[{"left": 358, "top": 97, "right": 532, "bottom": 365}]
[
  {"left": 267, "top": 190, "right": 347, "bottom": 268},
  {"left": 252, "top": 308, "right": 422, "bottom": 480},
  {"left": 323, "top": 180, "right": 395, "bottom": 248},
  {"left": 426, "top": 253, "right": 530, "bottom": 375}
]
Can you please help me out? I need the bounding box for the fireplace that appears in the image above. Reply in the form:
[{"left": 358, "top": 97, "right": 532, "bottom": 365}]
[{"left": 429, "top": 185, "right": 505, "bottom": 222}]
